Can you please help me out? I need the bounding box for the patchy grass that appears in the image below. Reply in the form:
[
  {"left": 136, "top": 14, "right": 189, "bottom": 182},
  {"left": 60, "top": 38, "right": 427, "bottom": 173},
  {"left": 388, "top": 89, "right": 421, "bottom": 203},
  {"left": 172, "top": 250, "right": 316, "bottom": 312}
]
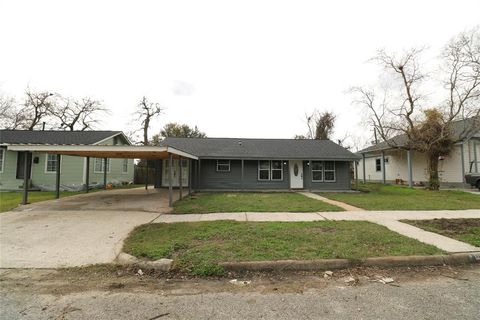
[
  {"left": 320, "top": 183, "right": 480, "bottom": 210},
  {"left": 0, "top": 184, "right": 143, "bottom": 213},
  {"left": 123, "top": 220, "right": 443, "bottom": 275},
  {"left": 173, "top": 192, "right": 342, "bottom": 213},
  {"left": 402, "top": 219, "right": 480, "bottom": 247}
]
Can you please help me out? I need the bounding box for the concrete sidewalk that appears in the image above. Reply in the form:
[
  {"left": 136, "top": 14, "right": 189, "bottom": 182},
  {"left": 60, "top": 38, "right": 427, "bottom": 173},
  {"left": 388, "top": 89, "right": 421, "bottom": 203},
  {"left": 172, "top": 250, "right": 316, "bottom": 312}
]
[
  {"left": 153, "top": 209, "right": 480, "bottom": 223},
  {"left": 153, "top": 209, "right": 480, "bottom": 253}
]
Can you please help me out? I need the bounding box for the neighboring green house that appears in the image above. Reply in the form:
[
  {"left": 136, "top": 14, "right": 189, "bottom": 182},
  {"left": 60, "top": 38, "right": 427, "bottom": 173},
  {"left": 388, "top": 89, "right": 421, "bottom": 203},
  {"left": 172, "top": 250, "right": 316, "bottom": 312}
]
[{"left": 0, "top": 130, "right": 134, "bottom": 191}]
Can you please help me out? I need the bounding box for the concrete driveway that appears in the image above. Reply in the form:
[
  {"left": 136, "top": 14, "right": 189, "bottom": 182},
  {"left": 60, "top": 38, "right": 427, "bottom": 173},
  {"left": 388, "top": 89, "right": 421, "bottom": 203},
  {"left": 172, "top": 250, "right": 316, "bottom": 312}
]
[{"left": 0, "top": 188, "right": 181, "bottom": 268}]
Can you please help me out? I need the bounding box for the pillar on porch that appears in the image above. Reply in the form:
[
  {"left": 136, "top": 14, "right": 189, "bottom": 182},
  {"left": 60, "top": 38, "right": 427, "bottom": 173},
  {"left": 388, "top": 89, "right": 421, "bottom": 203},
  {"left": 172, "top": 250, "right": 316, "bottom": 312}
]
[
  {"left": 168, "top": 153, "right": 173, "bottom": 207},
  {"left": 362, "top": 153, "right": 366, "bottom": 183},
  {"left": 381, "top": 151, "right": 386, "bottom": 184},
  {"left": 188, "top": 159, "right": 192, "bottom": 194},
  {"left": 241, "top": 159, "right": 244, "bottom": 190},
  {"left": 55, "top": 154, "right": 61, "bottom": 199},
  {"left": 354, "top": 160, "right": 359, "bottom": 189},
  {"left": 309, "top": 160, "right": 312, "bottom": 192},
  {"left": 407, "top": 149, "right": 413, "bottom": 188},
  {"left": 179, "top": 156, "right": 183, "bottom": 200}
]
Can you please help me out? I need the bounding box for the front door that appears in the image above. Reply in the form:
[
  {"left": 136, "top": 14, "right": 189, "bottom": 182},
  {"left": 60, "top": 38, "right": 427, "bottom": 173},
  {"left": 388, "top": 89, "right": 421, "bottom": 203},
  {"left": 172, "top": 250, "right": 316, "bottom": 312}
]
[{"left": 289, "top": 160, "right": 303, "bottom": 189}]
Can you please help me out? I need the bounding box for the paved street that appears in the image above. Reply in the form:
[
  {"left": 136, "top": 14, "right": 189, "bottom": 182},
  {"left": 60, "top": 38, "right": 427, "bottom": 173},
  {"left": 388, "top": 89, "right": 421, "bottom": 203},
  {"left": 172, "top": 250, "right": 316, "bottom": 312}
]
[{"left": 1, "top": 266, "right": 479, "bottom": 320}]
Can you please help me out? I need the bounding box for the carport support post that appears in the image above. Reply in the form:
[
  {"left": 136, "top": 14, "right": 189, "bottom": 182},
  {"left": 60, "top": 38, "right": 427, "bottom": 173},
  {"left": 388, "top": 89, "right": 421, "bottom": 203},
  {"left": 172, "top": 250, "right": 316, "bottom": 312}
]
[
  {"left": 179, "top": 156, "right": 183, "bottom": 200},
  {"left": 407, "top": 149, "right": 413, "bottom": 188},
  {"left": 85, "top": 157, "right": 90, "bottom": 193},
  {"left": 362, "top": 153, "right": 366, "bottom": 184},
  {"left": 145, "top": 160, "right": 148, "bottom": 190},
  {"left": 103, "top": 157, "right": 108, "bottom": 189},
  {"left": 22, "top": 152, "right": 29, "bottom": 205},
  {"left": 55, "top": 154, "right": 61, "bottom": 199},
  {"left": 168, "top": 153, "right": 173, "bottom": 207},
  {"left": 381, "top": 151, "right": 386, "bottom": 184}
]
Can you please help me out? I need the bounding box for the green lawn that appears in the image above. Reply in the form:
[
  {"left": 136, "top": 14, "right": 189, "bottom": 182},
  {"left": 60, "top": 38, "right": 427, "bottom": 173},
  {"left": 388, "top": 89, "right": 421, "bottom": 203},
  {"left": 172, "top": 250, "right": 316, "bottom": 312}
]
[
  {"left": 173, "top": 192, "right": 343, "bottom": 213},
  {"left": 320, "top": 183, "right": 480, "bottom": 210},
  {"left": 0, "top": 184, "right": 144, "bottom": 213},
  {"left": 123, "top": 220, "right": 443, "bottom": 275},
  {"left": 402, "top": 219, "right": 480, "bottom": 247}
]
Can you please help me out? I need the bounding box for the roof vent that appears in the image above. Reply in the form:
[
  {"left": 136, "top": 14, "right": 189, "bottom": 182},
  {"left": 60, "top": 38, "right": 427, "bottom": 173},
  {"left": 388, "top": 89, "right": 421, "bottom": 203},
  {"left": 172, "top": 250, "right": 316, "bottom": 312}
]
[{"left": 238, "top": 140, "right": 242, "bottom": 145}]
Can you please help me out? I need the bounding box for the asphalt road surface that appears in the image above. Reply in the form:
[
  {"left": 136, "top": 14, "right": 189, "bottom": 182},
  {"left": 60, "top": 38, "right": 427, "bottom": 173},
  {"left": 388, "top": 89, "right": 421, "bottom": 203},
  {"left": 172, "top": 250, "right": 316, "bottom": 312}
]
[{"left": 1, "top": 266, "right": 479, "bottom": 320}]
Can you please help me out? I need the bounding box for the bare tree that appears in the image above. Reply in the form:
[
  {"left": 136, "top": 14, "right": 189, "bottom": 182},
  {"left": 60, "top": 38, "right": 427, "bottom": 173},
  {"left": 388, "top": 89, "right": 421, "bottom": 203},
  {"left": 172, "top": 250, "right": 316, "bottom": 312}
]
[
  {"left": 53, "top": 97, "right": 107, "bottom": 131},
  {"left": 296, "top": 110, "right": 336, "bottom": 140},
  {"left": 351, "top": 27, "right": 480, "bottom": 190},
  {"left": 0, "top": 93, "right": 23, "bottom": 129},
  {"left": 21, "top": 89, "right": 56, "bottom": 130},
  {"left": 132, "top": 96, "right": 163, "bottom": 145}
]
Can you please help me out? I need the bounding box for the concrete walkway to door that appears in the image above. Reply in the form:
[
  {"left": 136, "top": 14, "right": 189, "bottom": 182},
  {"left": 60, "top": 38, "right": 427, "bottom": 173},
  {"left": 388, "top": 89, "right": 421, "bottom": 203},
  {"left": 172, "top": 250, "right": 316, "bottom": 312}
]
[{"left": 0, "top": 187, "right": 185, "bottom": 268}]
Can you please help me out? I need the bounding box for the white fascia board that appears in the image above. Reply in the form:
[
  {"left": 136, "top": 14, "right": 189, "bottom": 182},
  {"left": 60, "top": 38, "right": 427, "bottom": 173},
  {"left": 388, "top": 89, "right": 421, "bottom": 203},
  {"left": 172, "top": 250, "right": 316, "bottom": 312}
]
[
  {"left": 7, "top": 145, "right": 168, "bottom": 153},
  {"left": 166, "top": 146, "right": 198, "bottom": 160}
]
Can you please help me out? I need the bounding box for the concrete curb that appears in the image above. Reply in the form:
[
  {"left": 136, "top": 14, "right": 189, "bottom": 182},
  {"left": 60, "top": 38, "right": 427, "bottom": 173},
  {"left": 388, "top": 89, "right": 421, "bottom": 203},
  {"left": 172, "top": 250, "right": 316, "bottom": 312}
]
[
  {"left": 117, "top": 252, "right": 173, "bottom": 272},
  {"left": 219, "top": 252, "right": 480, "bottom": 272}
]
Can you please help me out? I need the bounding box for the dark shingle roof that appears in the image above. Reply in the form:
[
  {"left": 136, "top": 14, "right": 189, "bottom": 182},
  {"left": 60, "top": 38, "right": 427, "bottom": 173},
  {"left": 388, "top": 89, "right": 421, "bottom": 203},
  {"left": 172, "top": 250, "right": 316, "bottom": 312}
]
[
  {"left": 161, "top": 137, "right": 360, "bottom": 160},
  {"left": 359, "top": 117, "right": 480, "bottom": 154},
  {"left": 0, "top": 130, "right": 125, "bottom": 145}
]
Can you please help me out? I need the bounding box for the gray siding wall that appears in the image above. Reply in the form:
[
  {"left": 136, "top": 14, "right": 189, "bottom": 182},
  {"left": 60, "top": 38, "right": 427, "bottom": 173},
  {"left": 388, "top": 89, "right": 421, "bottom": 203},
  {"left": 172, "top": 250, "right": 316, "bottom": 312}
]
[
  {"left": 303, "top": 161, "right": 352, "bottom": 190},
  {"left": 193, "top": 159, "right": 352, "bottom": 191}
]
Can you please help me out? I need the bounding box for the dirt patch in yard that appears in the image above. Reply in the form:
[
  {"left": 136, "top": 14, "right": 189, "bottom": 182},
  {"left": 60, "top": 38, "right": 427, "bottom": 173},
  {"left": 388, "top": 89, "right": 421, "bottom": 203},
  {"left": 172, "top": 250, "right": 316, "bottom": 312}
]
[{"left": 401, "top": 218, "right": 480, "bottom": 247}]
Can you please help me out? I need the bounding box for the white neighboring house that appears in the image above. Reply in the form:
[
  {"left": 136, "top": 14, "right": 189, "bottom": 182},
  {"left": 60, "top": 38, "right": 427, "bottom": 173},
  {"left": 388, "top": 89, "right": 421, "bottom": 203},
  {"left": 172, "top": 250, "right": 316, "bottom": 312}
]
[{"left": 356, "top": 117, "right": 480, "bottom": 188}]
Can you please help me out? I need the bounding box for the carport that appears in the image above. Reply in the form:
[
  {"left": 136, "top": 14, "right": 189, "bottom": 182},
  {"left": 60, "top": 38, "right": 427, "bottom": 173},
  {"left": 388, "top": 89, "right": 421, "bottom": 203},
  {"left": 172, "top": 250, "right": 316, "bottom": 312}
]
[{"left": 6, "top": 144, "right": 198, "bottom": 207}]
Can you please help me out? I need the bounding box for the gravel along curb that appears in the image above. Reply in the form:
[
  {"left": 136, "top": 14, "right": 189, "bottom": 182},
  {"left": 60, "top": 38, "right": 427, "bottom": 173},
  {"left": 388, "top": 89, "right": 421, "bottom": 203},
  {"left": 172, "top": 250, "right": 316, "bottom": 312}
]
[
  {"left": 219, "top": 252, "right": 480, "bottom": 272},
  {"left": 116, "top": 253, "right": 173, "bottom": 272}
]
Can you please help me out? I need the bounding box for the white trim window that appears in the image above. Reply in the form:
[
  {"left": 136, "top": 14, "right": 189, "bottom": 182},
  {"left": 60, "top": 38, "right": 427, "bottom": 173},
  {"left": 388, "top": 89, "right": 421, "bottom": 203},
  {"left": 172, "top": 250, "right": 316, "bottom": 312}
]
[
  {"left": 45, "top": 154, "right": 58, "bottom": 173},
  {"left": 311, "top": 161, "right": 336, "bottom": 182},
  {"left": 0, "top": 148, "right": 5, "bottom": 173},
  {"left": 258, "top": 160, "right": 284, "bottom": 181},
  {"left": 94, "top": 158, "right": 110, "bottom": 173},
  {"left": 122, "top": 159, "right": 128, "bottom": 173},
  {"left": 311, "top": 161, "right": 324, "bottom": 182},
  {"left": 324, "top": 161, "right": 336, "bottom": 182},
  {"left": 375, "top": 158, "right": 382, "bottom": 172},
  {"left": 216, "top": 160, "right": 231, "bottom": 172},
  {"left": 271, "top": 160, "right": 283, "bottom": 180},
  {"left": 258, "top": 160, "right": 270, "bottom": 180}
]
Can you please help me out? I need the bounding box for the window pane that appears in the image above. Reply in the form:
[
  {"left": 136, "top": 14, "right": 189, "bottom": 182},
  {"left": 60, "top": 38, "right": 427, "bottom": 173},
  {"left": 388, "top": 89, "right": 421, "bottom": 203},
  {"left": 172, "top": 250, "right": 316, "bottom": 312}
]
[
  {"left": 312, "top": 161, "right": 323, "bottom": 170},
  {"left": 324, "top": 161, "right": 335, "bottom": 170},
  {"left": 325, "top": 171, "right": 335, "bottom": 181},
  {"left": 218, "top": 164, "right": 230, "bottom": 171},
  {"left": 271, "top": 160, "right": 282, "bottom": 169},
  {"left": 218, "top": 160, "right": 229, "bottom": 165},
  {"left": 259, "top": 169, "right": 269, "bottom": 180},
  {"left": 312, "top": 171, "right": 323, "bottom": 181},
  {"left": 47, "top": 154, "right": 57, "bottom": 172},
  {"left": 272, "top": 169, "right": 282, "bottom": 180},
  {"left": 259, "top": 161, "right": 270, "bottom": 169}
]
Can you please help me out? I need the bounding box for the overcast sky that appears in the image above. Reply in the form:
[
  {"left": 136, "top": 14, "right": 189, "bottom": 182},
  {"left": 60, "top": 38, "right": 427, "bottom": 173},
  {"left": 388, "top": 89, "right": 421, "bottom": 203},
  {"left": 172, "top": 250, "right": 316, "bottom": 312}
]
[{"left": 1, "top": 0, "right": 479, "bottom": 148}]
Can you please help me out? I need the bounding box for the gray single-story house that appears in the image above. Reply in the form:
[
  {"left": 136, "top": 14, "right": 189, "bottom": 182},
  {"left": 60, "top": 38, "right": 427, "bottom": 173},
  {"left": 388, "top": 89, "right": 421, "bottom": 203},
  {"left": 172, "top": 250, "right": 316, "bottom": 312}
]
[
  {"left": 0, "top": 130, "right": 135, "bottom": 191},
  {"left": 156, "top": 137, "right": 360, "bottom": 191}
]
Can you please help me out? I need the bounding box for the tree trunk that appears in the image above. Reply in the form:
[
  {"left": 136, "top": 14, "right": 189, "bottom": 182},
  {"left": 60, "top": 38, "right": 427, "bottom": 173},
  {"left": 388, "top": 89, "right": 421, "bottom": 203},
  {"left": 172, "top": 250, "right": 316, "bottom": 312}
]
[{"left": 426, "top": 153, "right": 440, "bottom": 190}]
